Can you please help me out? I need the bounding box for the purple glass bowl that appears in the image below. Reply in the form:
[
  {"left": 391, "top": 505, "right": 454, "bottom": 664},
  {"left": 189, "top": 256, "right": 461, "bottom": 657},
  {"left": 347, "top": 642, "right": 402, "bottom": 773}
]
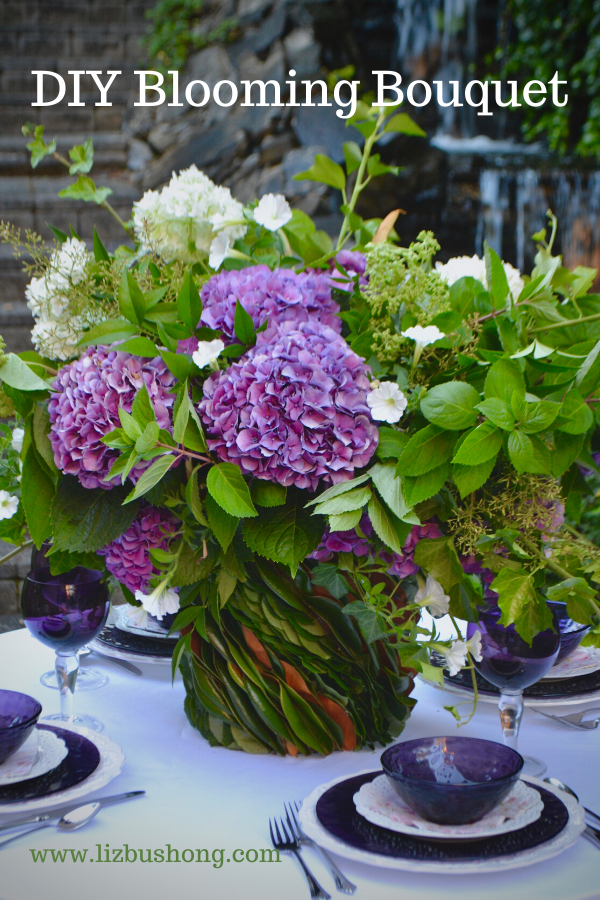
[
  {"left": 0, "top": 690, "right": 42, "bottom": 765},
  {"left": 380, "top": 736, "right": 524, "bottom": 825},
  {"left": 547, "top": 601, "right": 591, "bottom": 664}
]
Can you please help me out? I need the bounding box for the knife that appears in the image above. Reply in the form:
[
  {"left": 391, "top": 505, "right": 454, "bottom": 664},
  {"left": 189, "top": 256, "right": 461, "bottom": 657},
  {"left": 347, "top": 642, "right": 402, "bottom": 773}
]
[
  {"left": 0, "top": 790, "right": 145, "bottom": 833},
  {"left": 583, "top": 825, "right": 600, "bottom": 851}
]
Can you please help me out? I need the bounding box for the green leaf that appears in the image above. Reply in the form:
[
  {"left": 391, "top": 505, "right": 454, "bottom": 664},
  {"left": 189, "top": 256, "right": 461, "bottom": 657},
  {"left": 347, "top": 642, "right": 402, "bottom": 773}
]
[
  {"left": 52, "top": 476, "right": 139, "bottom": 552},
  {"left": 313, "top": 485, "right": 371, "bottom": 517},
  {"left": 343, "top": 141, "right": 362, "bottom": 175},
  {"left": 173, "top": 388, "right": 190, "bottom": 445},
  {"left": 342, "top": 601, "right": 387, "bottom": 643},
  {"left": 118, "top": 407, "right": 142, "bottom": 441},
  {"left": 310, "top": 563, "right": 350, "bottom": 600},
  {"left": 551, "top": 432, "right": 584, "bottom": 477},
  {"left": 250, "top": 481, "right": 287, "bottom": 508},
  {"left": 420, "top": 381, "right": 480, "bottom": 430},
  {"left": 491, "top": 568, "right": 553, "bottom": 644},
  {"left": 519, "top": 400, "right": 560, "bottom": 434},
  {"left": 370, "top": 461, "right": 418, "bottom": 522},
  {"left": 76, "top": 318, "right": 138, "bottom": 348},
  {"left": 58, "top": 175, "right": 112, "bottom": 204},
  {"left": 185, "top": 466, "right": 208, "bottom": 526},
  {"left": 305, "top": 473, "right": 371, "bottom": 507},
  {"left": 0, "top": 354, "right": 50, "bottom": 391},
  {"left": 452, "top": 422, "right": 502, "bottom": 465},
  {"left": 507, "top": 431, "right": 534, "bottom": 472},
  {"left": 114, "top": 337, "right": 158, "bottom": 357},
  {"left": 159, "top": 349, "right": 193, "bottom": 380},
  {"left": 26, "top": 126, "right": 57, "bottom": 168},
  {"left": 367, "top": 491, "right": 406, "bottom": 555},
  {"left": 173, "top": 542, "right": 218, "bottom": 586},
  {"left": 135, "top": 421, "right": 159, "bottom": 454},
  {"left": 123, "top": 454, "right": 175, "bottom": 503},
  {"left": 484, "top": 359, "right": 526, "bottom": 406},
  {"left": 452, "top": 456, "right": 496, "bottom": 498},
  {"left": 403, "top": 462, "right": 451, "bottom": 507},
  {"left": 475, "top": 398, "right": 515, "bottom": 431},
  {"left": 328, "top": 508, "right": 362, "bottom": 531},
  {"left": 68, "top": 138, "right": 94, "bottom": 174},
  {"left": 176, "top": 271, "right": 202, "bottom": 332},
  {"left": 554, "top": 390, "right": 593, "bottom": 434},
  {"left": 131, "top": 384, "right": 157, "bottom": 430},
  {"left": 449, "top": 577, "right": 484, "bottom": 622},
  {"left": 242, "top": 492, "right": 323, "bottom": 575},
  {"left": 413, "top": 536, "right": 465, "bottom": 593},
  {"left": 206, "top": 493, "right": 239, "bottom": 552},
  {"left": 127, "top": 272, "right": 147, "bottom": 326},
  {"left": 234, "top": 300, "right": 255, "bottom": 345},
  {"left": 46, "top": 223, "right": 68, "bottom": 244},
  {"left": 293, "top": 153, "right": 346, "bottom": 190},
  {"left": 21, "top": 445, "right": 55, "bottom": 549},
  {"left": 384, "top": 113, "right": 426, "bottom": 136},
  {"left": 218, "top": 568, "right": 237, "bottom": 606},
  {"left": 207, "top": 463, "right": 257, "bottom": 518},
  {"left": 484, "top": 243, "right": 511, "bottom": 308},
  {"left": 376, "top": 427, "right": 409, "bottom": 459},
  {"left": 93, "top": 227, "right": 109, "bottom": 262},
  {"left": 396, "top": 426, "right": 457, "bottom": 476},
  {"left": 32, "top": 401, "right": 59, "bottom": 479}
]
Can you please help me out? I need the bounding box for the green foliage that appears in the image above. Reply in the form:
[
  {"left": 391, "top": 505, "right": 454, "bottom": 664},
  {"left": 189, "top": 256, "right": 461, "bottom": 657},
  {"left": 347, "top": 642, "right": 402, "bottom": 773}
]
[{"left": 144, "top": 0, "right": 238, "bottom": 75}]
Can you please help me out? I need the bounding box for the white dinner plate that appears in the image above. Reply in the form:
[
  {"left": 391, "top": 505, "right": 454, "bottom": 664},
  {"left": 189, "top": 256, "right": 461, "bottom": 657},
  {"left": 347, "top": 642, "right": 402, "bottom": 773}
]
[
  {"left": 353, "top": 775, "right": 543, "bottom": 840},
  {"left": 419, "top": 675, "right": 600, "bottom": 707},
  {"left": 543, "top": 646, "right": 600, "bottom": 680},
  {"left": 0, "top": 730, "right": 68, "bottom": 786},
  {"left": 113, "top": 605, "right": 180, "bottom": 641},
  {"left": 299, "top": 773, "right": 585, "bottom": 875},
  {"left": 0, "top": 724, "right": 124, "bottom": 816}
]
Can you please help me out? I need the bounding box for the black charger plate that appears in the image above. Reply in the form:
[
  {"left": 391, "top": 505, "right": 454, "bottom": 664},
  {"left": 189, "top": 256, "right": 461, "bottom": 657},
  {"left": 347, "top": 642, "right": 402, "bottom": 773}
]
[
  {"left": 0, "top": 725, "right": 100, "bottom": 804},
  {"left": 95, "top": 625, "right": 174, "bottom": 658},
  {"left": 316, "top": 772, "right": 569, "bottom": 862},
  {"left": 444, "top": 666, "right": 600, "bottom": 700}
]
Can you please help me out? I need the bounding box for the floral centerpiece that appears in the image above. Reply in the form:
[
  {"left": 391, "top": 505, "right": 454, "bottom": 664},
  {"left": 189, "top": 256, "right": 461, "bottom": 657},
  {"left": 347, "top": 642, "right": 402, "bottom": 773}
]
[{"left": 0, "top": 106, "right": 599, "bottom": 755}]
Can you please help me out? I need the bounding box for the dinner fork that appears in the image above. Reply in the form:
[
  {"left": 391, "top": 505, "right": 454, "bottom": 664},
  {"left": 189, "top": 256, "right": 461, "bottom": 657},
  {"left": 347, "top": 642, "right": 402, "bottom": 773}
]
[
  {"left": 532, "top": 707, "right": 600, "bottom": 730},
  {"left": 269, "top": 816, "right": 331, "bottom": 900},
  {"left": 286, "top": 802, "right": 356, "bottom": 894}
]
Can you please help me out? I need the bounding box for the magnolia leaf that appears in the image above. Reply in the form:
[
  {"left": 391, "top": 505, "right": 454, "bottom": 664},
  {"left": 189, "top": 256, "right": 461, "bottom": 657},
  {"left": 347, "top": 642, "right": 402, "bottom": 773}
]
[
  {"left": 207, "top": 463, "right": 257, "bottom": 518},
  {"left": 21, "top": 445, "right": 55, "bottom": 549}
]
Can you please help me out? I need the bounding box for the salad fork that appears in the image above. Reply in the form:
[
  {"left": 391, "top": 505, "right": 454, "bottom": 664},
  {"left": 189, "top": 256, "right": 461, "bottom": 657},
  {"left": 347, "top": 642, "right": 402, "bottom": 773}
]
[
  {"left": 286, "top": 802, "right": 356, "bottom": 894},
  {"left": 532, "top": 707, "right": 600, "bottom": 730},
  {"left": 269, "top": 816, "right": 331, "bottom": 900}
]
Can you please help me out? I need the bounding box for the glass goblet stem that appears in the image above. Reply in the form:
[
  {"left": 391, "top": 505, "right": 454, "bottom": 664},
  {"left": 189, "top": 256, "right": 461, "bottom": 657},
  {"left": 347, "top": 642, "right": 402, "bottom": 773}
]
[
  {"left": 56, "top": 653, "right": 78, "bottom": 721},
  {"left": 498, "top": 690, "right": 524, "bottom": 750}
]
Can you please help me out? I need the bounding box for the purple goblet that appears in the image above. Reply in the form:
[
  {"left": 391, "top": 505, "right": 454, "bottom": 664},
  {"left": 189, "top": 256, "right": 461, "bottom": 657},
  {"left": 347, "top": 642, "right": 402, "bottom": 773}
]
[
  {"left": 466, "top": 605, "right": 559, "bottom": 777},
  {"left": 21, "top": 567, "right": 109, "bottom": 732}
]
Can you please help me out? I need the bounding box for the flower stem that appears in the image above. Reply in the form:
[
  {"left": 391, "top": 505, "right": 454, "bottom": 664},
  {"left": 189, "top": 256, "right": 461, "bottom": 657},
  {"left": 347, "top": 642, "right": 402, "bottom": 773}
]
[
  {"left": 335, "top": 110, "right": 386, "bottom": 252},
  {"left": 0, "top": 539, "right": 33, "bottom": 568}
]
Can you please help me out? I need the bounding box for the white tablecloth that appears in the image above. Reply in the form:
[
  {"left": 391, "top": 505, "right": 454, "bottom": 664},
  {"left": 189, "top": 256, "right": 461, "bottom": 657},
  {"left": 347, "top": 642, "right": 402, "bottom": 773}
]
[{"left": 0, "top": 628, "right": 598, "bottom": 900}]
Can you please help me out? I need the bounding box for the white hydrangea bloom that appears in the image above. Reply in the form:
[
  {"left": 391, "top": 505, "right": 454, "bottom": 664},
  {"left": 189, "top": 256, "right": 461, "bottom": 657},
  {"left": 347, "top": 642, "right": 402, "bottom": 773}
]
[
  {"left": 133, "top": 165, "right": 246, "bottom": 263},
  {"left": 435, "top": 254, "right": 524, "bottom": 300},
  {"left": 25, "top": 238, "right": 96, "bottom": 360}
]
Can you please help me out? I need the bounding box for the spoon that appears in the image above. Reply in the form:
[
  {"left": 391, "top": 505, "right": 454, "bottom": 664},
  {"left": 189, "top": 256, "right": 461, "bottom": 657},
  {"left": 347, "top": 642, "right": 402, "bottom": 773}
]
[
  {"left": 543, "top": 778, "right": 600, "bottom": 828},
  {"left": 0, "top": 802, "right": 101, "bottom": 850}
]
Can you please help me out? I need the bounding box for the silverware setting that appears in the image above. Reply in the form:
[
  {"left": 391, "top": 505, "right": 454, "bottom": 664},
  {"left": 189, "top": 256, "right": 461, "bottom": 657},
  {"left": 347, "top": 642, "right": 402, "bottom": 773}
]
[
  {"left": 270, "top": 815, "right": 331, "bottom": 900},
  {"left": 285, "top": 802, "right": 356, "bottom": 894},
  {"left": 0, "top": 790, "right": 145, "bottom": 834},
  {"left": 531, "top": 706, "right": 600, "bottom": 730},
  {"left": 0, "top": 801, "right": 101, "bottom": 849},
  {"left": 544, "top": 778, "right": 600, "bottom": 850},
  {"left": 87, "top": 648, "right": 143, "bottom": 677}
]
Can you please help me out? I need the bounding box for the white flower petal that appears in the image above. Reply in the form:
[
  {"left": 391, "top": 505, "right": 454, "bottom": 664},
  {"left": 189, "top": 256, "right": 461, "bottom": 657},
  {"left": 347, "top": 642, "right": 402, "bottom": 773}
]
[
  {"left": 209, "top": 234, "right": 231, "bottom": 270},
  {"left": 442, "top": 640, "right": 468, "bottom": 677},
  {"left": 466, "top": 630, "right": 483, "bottom": 662},
  {"left": 126, "top": 604, "right": 148, "bottom": 629},
  {"left": 0, "top": 490, "right": 19, "bottom": 521},
  {"left": 435, "top": 254, "right": 524, "bottom": 299},
  {"left": 11, "top": 428, "right": 24, "bottom": 454},
  {"left": 367, "top": 382, "right": 408, "bottom": 424},
  {"left": 134, "top": 585, "right": 180, "bottom": 621},
  {"left": 415, "top": 575, "right": 449, "bottom": 617},
  {"left": 192, "top": 339, "right": 225, "bottom": 369},
  {"left": 254, "top": 193, "right": 292, "bottom": 231},
  {"left": 401, "top": 325, "right": 445, "bottom": 347}
]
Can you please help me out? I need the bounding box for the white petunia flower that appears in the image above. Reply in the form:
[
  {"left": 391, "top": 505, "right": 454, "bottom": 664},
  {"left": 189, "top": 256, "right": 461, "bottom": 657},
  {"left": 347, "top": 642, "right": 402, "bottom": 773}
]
[
  {"left": 0, "top": 490, "right": 19, "bottom": 521},
  {"left": 11, "top": 428, "right": 24, "bottom": 454},
  {"left": 126, "top": 603, "right": 148, "bottom": 629},
  {"left": 402, "top": 325, "right": 445, "bottom": 347},
  {"left": 192, "top": 339, "right": 225, "bottom": 369},
  {"left": 441, "top": 640, "right": 468, "bottom": 677},
  {"left": 435, "top": 254, "right": 524, "bottom": 300},
  {"left": 367, "top": 382, "right": 408, "bottom": 423},
  {"left": 208, "top": 233, "right": 232, "bottom": 270},
  {"left": 414, "top": 575, "right": 450, "bottom": 617},
  {"left": 134, "top": 583, "right": 180, "bottom": 621},
  {"left": 254, "top": 193, "right": 292, "bottom": 231},
  {"left": 132, "top": 165, "right": 246, "bottom": 263},
  {"left": 466, "top": 631, "right": 483, "bottom": 662}
]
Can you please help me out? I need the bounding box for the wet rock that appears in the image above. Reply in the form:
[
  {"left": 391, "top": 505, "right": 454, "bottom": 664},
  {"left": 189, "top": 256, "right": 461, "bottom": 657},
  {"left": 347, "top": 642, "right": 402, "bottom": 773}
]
[
  {"left": 293, "top": 105, "right": 349, "bottom": 162},
  {"left": 284, "top": 27, "right": 320, "bottom": 78},
  {"left": 127, "top": 138, "right": 154, "bottom": 171}
]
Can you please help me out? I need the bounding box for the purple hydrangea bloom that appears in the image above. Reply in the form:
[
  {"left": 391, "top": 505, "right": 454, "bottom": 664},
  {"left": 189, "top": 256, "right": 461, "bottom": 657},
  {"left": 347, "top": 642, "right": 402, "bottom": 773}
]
[
  {"left": 328, "top": 250, "right": 368, "bottom": 292},
  {"left": 199, "top": 265, "right": 341, "bottom": 344},
  {"left": 198, "top": 319, "right": 378, "bottom": 490},
  {"left": 311, "top": 515, "right": 442, "bottom": 577},
  {"left": 98, "top": 504, "right": 179, "bottom": 594},
  {"left": 48, "top": 346, "right": 177, "bottom": 490}
]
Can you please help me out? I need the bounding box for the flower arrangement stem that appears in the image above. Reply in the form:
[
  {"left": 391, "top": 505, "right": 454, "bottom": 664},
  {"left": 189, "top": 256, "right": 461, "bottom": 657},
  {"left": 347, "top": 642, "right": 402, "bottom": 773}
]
[
  {"left": 0, "top": 539, "right": 33, "bottom": 568},
  {"left": 51, "top": 150, "right": 133, "bottom": 238},
  {"left": 335, "top": 110, "right": 386, "bottom": 253}
]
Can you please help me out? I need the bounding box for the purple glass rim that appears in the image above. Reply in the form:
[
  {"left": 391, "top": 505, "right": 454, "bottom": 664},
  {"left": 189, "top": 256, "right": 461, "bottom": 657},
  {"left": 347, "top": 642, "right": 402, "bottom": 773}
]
[
  {"left": 381, "top": 736, "right": 524, "bottom": 787},
  {"left": 27, "top": 566, "right": 104, "bottom": 587},
  {"left": 547, "top": 600, "right": 590, "bottom": 635},
  {"left": 0, "top": 690, "right": 43, "bottom": 730}
]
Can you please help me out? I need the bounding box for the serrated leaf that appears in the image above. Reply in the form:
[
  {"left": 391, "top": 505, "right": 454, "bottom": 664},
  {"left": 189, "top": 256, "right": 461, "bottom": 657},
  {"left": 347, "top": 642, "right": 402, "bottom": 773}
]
[
  {"left": 328, "top": 508, "right": 362, "bottom": 531},
  {"left": 484, "top": 359, "right": 526, "bottom": 406},
  {"left": 293, "top": 153, "right": 346, "bottom": 190},
  {"left": 376, "top": 427, "right": 410, "bottom": 460},
  {"left": 123, "top": 454, "right": 175, "bottom": 503},
  {"left": 452, "top": 422, "right": 502, "bottom": 465},
  {"left": 370, "top": 461, "right": 417, "bottom": 522},
  {"left": 396, "top": 426, "right": 457, "bottom": 476},
  {"left": 131, "top": 384, "right": 157, "bottom": 430},
  {"left": 551, "top": 432, "right": 584, "bottom": 477},
  {"left": 173, "top": 387, "right": 190, "bottom": 445},
  {"left": 554, "top": 390, "right": 593, "bottom": 434},
  {"left": 68, "top": 137, "right": 94, "bottom": 174},
  {"left": 207, "top": 463, "right": 257, "bottom": 518},
  {"left": 507, "top": 430, "right": 534, "bottom": 472},
  {"left": 403, "top": 462, "right": 451, "bottom": 507},
  {"left": 420, "top": 381, "right": 480, "bottom": 430},
  {"left": 250, "top": 481, "right": 287, "bottom": 507},
  {"left": 185, "top": 466, "right": 208, "bottom": 526},
  {"left": 114, "top": 337, "right": 158, "bottom": 357},
  {"left": 33, "top": 401, "right": 58, "bottom": 479},
  {"left": 367, "top": 491, "right": 405, "bottom": 555},
  {"left": 52, "top": 475, "right": 139, "bottom": 551},
  {"left": 76, "top": 318, "right": 138, "bottom": 348},
  {"left": 206, "top": 493, "right": 238, "bottom": 552},
  {"left": 305, "top": 473, "right": 371, "bottom": 507},
  {"left": 413, "top": 536, "right": 465, "bottom": 593},
  {"left": 384, "top": 113, "right": 426, "bottom": 136},
  {"left": 313, "top": 485, "right": 371, "bottom": 516},
  {"left": 58, "top": 175, "right": 112, "bottom": 205},
  {"left": 519, "top": 400, "right": 560, "bottom": 434},
  {"left": 452, "top": 456, "right": 496, "bottom": 498},
  {"left": 173, "top": 542, "right": 218, "bottom": 586},
  {"left": 0, "top": 354, "right": 51, "bottom": 392},
  {"left": 491, "top": 568, "right": 553, "bottom": 643},
  {"left": 242, "top": 492, "right": 323, "bottom": 575},
  {"left": 485, "top": 242, "right": 511, "bottom": 308},
  {"left": 475, "top": 398, "right": 515, "bottom": 431}
]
